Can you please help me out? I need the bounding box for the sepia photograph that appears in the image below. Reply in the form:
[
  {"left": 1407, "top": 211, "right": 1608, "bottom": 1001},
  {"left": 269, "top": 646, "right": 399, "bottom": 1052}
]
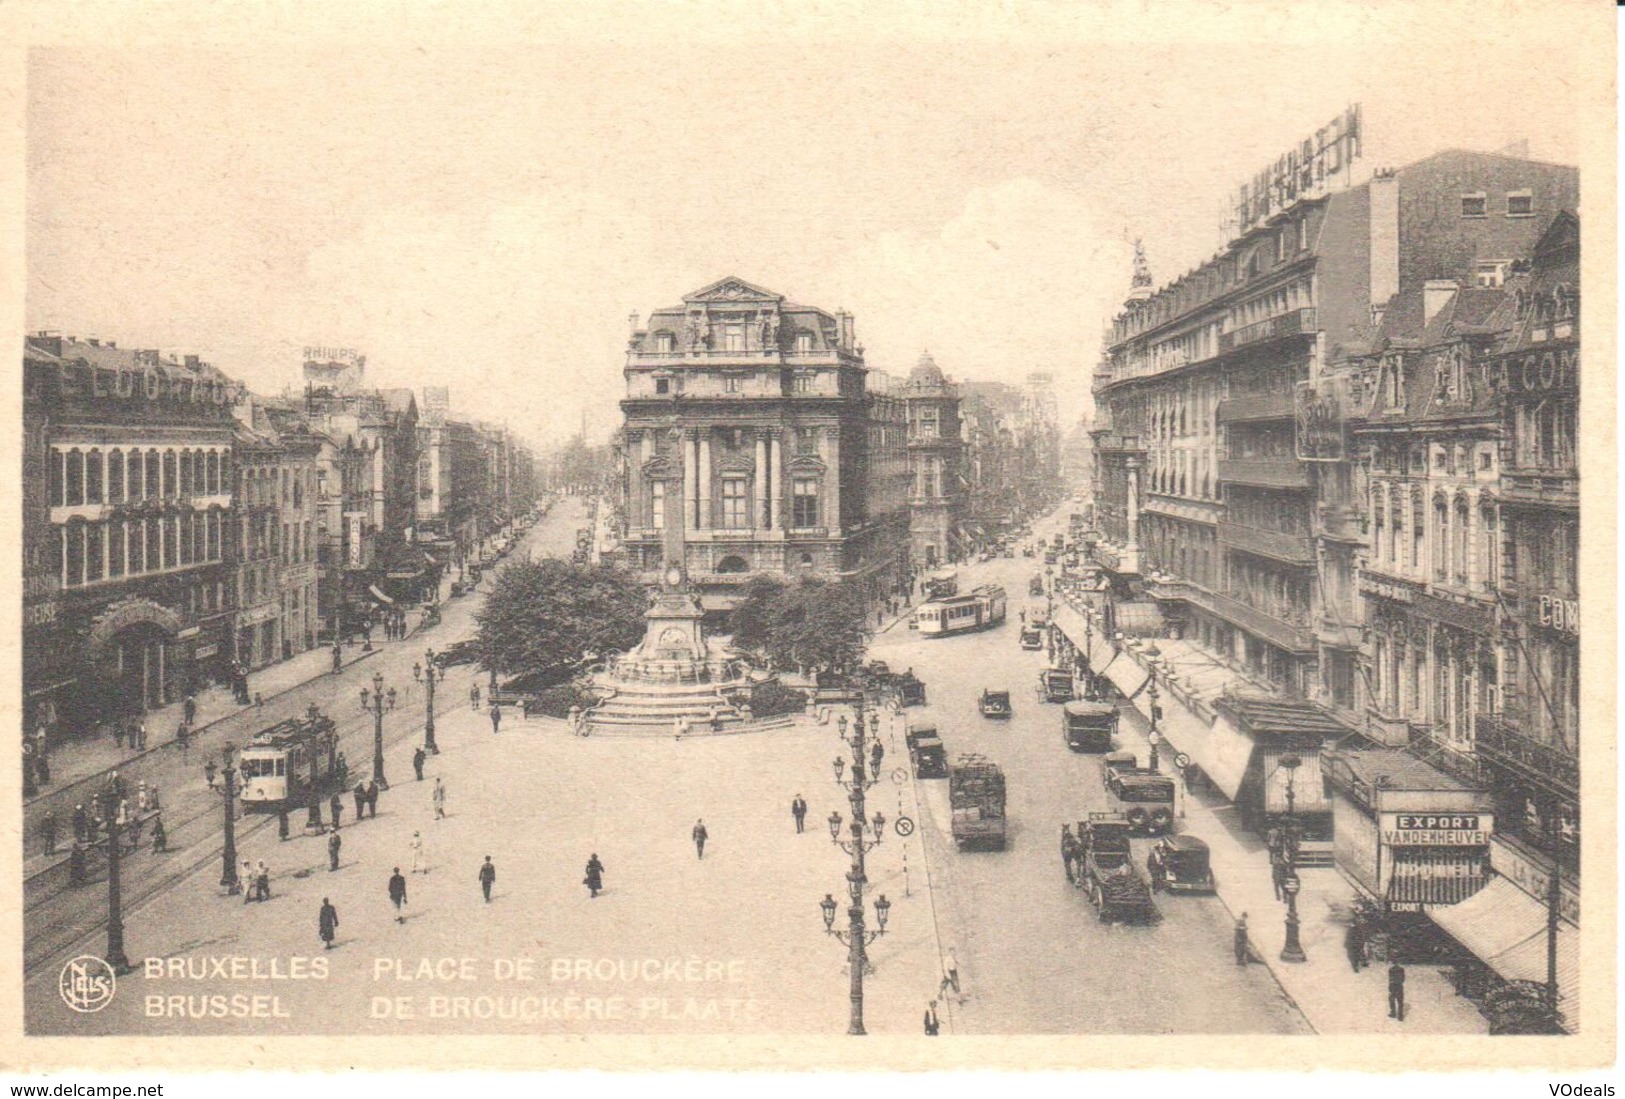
[{"left": 3, "top": 0, "right": 1614, "bottom": 1078}]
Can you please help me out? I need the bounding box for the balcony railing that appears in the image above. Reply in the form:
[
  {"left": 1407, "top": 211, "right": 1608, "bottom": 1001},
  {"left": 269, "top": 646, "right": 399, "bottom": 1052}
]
[
  {"left": 1218, "top": 521, "right": 1314, "bottom": 564},
  {"left": 1218, "top": 307, "right": 1316, "bottom": 354},
  {"left": 1092, "top": 433, "right": 1145, "bottom": 454},
  {"left": 1217, "top": 392, "right": 1295, "bottom": 423},
  {"left": 1218, "top": 456, "right": 1310, "bottom": 489},
  {"left": 1475, "top": 713, "right": 1578, "bottom": 798},
  {"left": 1184, "top": 584, "right": 1315, "bottom": 652}
]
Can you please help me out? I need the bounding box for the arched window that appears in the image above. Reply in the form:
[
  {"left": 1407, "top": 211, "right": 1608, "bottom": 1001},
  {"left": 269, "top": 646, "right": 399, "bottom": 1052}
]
[
  {"left": 146, "top": 449, "right": 161, "bottom": 499},
  {"left": 1453, "top": 496, "right": 1470, "bottom": 585},
  {"left": 1389, "top": 485, "right": 1404, "bottom": 563},
  {"left": 128, "top": 520, "right": 145, "bottom": 575},
  {"left": 1410, "top": 487, "right": 1425, "bottom": 570},
  {"left": 717, "top": 554, "right": 749, "bottom": 574},
  {"left": 219, "top": 451, "right": 231, "bottom": 494},
  {"left": 65, "top": 521, "right": 85, "bottom": 585},
  {"left": 145, "top": 516, "right": 162, "bottom": 571},
  {"left": 178, "top": 450, "right": 191, "bottom": 497},
  {"left": 85, "top": 449, "right": 104, "bottom": 504},
  {"left": 108, "top": 450, "right": 125, "bottom": 504},
  {"left": 179, "top": 512, "right": 194, "bottom": 565},
  {"left": 66, "top": 449, "right": 85, "bottom": 506},
  {"left": 207, "top": 451, "right": 220, "bottom": 494},
  {"left": 108, "top": 520, "right": 126, "bottom": 578},
  {"left": 85, "top": 522, "right": 104, "bottom": 582}
]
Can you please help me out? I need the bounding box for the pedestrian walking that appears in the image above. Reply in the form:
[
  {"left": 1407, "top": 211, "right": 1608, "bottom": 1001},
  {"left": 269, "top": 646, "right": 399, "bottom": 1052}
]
[
  {"left": 136, "top": 721, "right": 148, "bottom": 751},
  {"left": 479, "top": 856, "right": 496, "bottom": 902},
  {"left": 360, "top": 688, "right": 370, "bottom": 713},
  {"left": 413, "top": 662, "right": 423, "bottom": 684},
  {"left": 332, "top": 644, "right": 343, "bottom": 675},
  {"left": 489, "top": 704, "right": 502, "bottom": 734},
  {"left": 432, "top": 777, "right": 446, "bottom": 819},
  {"left": 691, "top": 819, "right": 708, "bottom": 860},
  {"left": 183, "top": 693, "right": 197, "bottom": 727},
  {"left": 388, "top": 868, "right": 408, "bottom": 923},
  {"left": 1388, "top": 963, "right": 1406, "bottom": 1021},
  {"left": 1346, "top": 921, "right": 1366, "bottom": 973},
  {"left": 470, "top": 684, "right": 481, "bottom": 711},
  {"left": 278, "top": 810, "right": 291, "bottom": 841},
  {"left": 318, "top": 898, "right": 339, "bottom": 950},
  {"left": 1234, "top": 913, "right": 1250, "bottom": 965},
  {"left": 940, "top": 949, "right": 961, "bottom": 998},
  {"left": 36, "top": 752, "right": 50, "bottom": 786},
  {"left": 40, "top": 811, "right": 57, "bottom": 857},
  {"left": 387, "top": 688, "right": 397, "bottom": 712},
  {"left": 242, "top": 860, "right": 256, "bottom": 903},
  {"left": 413, "top": 747, "right": 426, "bottom": 781},
  {"left": 353, "top": 782, "right": 366, "bottom": 820},
  {"left": 72, "top": 804, "right": 88, "bottom": 844},
  {"left": 205, "top": 760, "right": 218, "bottom": 790},
  {"left": 366, "top": 779, "right": 380, "bottom": 817},
  {"left": 255, "top": 860, "right": 271, "bottom": 901},
  {"left": 176, "top": 722, "right": 191, "bottom": 763},
  {"left": 328, "top": 831, "right": 342, "bottom": 872},
  {"left": 114, "top": 720, "right": 126, "bottom": 750},
  {"left": 151, "top": 815, "right": 167, "bottom": 853},
  {"left": 584, "top": 853, "right": 604, "bottom": 897},
  {"left": 330, "top": 793, "right": 344, "bottom": 831},
  {"left": 410, "top": 830, "right": 427, "bottom": 874},
  {"left": 923, "top": 1001, "right": 940, "bottom": 1036},
  {"left": 791, "top": 795, "right": 807, "bottom": 833},
  {"left": 1271, "top": 857, "right": 1289, "bottom": 902}
]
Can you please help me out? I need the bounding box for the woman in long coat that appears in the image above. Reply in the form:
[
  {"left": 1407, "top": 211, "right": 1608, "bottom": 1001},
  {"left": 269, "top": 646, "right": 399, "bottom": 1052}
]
[
  {"left": 584, "top": 854, "right": 605, "bottom": 898},
  {"left": 318, "top": 898, "right": 339, "bottom": 949}
]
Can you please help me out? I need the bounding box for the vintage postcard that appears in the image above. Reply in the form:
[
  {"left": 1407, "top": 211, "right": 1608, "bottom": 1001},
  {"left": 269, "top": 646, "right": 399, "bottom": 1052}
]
[{"left": 0, "top": 0, "right": 1615, "bottom": 1077}]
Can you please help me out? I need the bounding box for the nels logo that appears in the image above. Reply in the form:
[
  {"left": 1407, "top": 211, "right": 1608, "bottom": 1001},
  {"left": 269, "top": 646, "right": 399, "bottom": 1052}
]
[{"left": 59, "top": 955, "right": 117, "bottom": 1013}]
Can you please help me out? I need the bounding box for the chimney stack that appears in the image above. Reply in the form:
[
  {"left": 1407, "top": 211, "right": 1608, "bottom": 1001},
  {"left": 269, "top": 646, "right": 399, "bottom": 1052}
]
[
  {"left": 184, "top": 354, "right": 200, "bottom": 369},
  {"left": 1423, "top": 279, "right": 1458, "bottom": 326},
  {"left": 628, "top": 312, "right": 641, "bottom": 336},
  {"left": 1369, "top": 169, "right": 1399, "bottom": 312},
  {"left": 106, "top": 340, "right": 116, "bottom": 348},
  {"left": 88, "top": 338, "right": 100, "bottom": 347}
]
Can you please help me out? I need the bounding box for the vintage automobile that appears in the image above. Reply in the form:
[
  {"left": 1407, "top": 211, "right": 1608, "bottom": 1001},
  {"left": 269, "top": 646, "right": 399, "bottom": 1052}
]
[
  {"left": 1101, "top": 750, "right": 1140, "bottom": 789},
  {"left": 1069, "top": 815, "right": 1160, "bottom": 923},
  {"left": 907, "top": 724, "right": 948, "bottom": 779},
  {"left": 896, "top": 671, "right": 928, "bottom": 707},
  {"left": 1019, "top": 622, "right": 1045, "bottom": 650},
  {"left": 1029, "top": 574, "right": 1045, "bottom": 597},
  {"left": 1109, "top": 772, "right": 1177, "bottom": 836},
  {"left": 1038, "top": 667, "right": 1075, "bottom": 703},
  {"left": 979, "top": 689, "right": 1013, "bottom": 719},
  {"left": 1063, "top": 700, "right": 1119, "bottom": 752},
  {"left": 1022, "top": 544, "right": 1037, "bottom": 558},
  {"left": 1147, "top": 834, "right": 1216, "bottom": 894}
]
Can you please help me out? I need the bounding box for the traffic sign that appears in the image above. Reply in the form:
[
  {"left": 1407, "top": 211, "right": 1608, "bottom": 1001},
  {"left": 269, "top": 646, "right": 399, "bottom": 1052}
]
[
  {"left": 894, "top": 816, "right": 916, "bottom": 837},
  {"left": 1174, "top": 752, "right": 1191, "bottom": 770},
  {"left": 891, "top": 767, "right": 909, "bottom": 785}
]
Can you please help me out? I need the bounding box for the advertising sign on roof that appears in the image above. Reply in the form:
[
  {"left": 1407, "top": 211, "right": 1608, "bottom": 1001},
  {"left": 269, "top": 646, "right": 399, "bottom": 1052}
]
[{"left": 1229, "top": 104, "right": 1363, "bottom": 237}]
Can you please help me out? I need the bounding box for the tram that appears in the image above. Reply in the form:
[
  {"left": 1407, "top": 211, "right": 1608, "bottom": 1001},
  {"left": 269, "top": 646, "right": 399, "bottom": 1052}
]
[
  {"left": 916, "top": 584, "right": 1007, "bottom": 638},
  {"left": 237, "top": 711, "right": 341, "bottom": 813}
]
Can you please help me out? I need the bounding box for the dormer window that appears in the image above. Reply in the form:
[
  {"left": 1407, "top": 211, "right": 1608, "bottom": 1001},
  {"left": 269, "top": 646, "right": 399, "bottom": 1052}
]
[
  {"left": 655, "top": 332, "right": 675, "bottom": 353},
  {"left": 795, "top": 331, "right": 813, "bottom": 353}
]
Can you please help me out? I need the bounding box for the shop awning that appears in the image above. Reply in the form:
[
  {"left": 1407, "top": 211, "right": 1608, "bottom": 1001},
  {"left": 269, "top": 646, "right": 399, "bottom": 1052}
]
[
  {"left": 367, "top": 585, "right": 395, "bottom": 605},
  {"left": 1430, "top": 877, "right": 1579, "bottom": 1012},
  {"left": 1386, "top": 853, "right": 1488, "bottom": 907},
  {"left": 1190, "top": 713, "right": 1257, "bottom": 801},
  {"left": 1260, "top": 748, "right": 1329, "bottom": 814},
  {"left": 1052, "top": 604, "right": 1090, "bottom": 648},
  {"left": 1105, "top": 655, "right": 1150, "bottom": 700}
]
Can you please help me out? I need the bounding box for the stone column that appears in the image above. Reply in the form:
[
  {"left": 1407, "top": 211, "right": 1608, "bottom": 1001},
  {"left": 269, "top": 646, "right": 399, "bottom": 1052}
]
[
  {"left": 682, "top": 430, "right": 698, "bottom": 533},
  {"left": 768, "top": 433, "right": 782, "bottom": 530},
  {"left": 697, "top": 431, "right": 712, "bottom": 530},
  {"left": 754, "top": 434, "right": 769, "bottom": 530},
  {"left": 824, "top": 426, "right": 840, "bottom": 534}
]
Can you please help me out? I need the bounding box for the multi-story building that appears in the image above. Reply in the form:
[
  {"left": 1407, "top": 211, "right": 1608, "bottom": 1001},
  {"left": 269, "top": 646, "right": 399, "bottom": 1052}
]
[
  {"left": 901, "top": 351, "right": 965, "bottom": 568},
  {"left": 23, "top": 334, "right": 237, "bottom": 739},
  {"left": 415, "top": 390, "right": 487, "bottom": 573},
  {"left": 617, "top": 276, "right": 911, "bottom": 612},
  {"left": 230, "top": 400, "right": 322, "bottom": 669}
]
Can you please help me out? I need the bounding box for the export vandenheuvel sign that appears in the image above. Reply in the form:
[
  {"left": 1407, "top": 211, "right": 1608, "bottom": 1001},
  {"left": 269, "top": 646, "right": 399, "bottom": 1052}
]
[{"left": 1380, "top": 812, "right": 1494, "bottom": 846}]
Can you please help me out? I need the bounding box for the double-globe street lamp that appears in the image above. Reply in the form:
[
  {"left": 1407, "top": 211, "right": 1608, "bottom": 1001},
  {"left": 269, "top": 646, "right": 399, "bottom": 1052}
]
[
  {"left": 219, "top": 744, "right": 240, "bottom": 896},
  {"left": 99, "top": 782, "right": 132, "bottom": 974},
  {"left": 1277, "top": 753, "right": 1306, "bottom": 963},
  {"left": 1143, "top": 641, "right": 1163, "bottom": 772},
  {"left": 369, "top": 671, "right": 391, "bottom": 790},
  {"left": 423, "top": 648, "right": 440, "bottom": 755}
]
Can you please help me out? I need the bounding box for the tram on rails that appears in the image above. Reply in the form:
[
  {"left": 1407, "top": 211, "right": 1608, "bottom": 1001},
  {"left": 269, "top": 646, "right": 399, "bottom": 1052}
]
[
  {"left": 915, "top": 584, "right": 1007, "bottom": 638},
  {"left": 922, "top": 567, "right": 960, "bottom": 601},
  {"left": 237, "top": 711, "right": 342, "bottom": 813}
]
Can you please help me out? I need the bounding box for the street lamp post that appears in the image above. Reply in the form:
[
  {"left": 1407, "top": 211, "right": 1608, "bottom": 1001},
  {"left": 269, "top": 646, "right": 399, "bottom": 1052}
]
[
  {"left": 220, "top": 745, "right": 240, "bottom": 895},
  {"left": 99, "top": 784, "right": 132, "bottom": 974},
  {"left": 371, "top": 671, "right": 390, "bottom": 789},
  {"left": 820, "top": 696, "right": 890, "bottom": 1035},
  {"left": 1143, "top": 642, "right": 1162, "bottom": 770},
  {"left": 1278, "top": 753, "right": 1306, "bottom": 963},
  {"left": 423, "top": 655, "right": 439, "bottom": 755}
]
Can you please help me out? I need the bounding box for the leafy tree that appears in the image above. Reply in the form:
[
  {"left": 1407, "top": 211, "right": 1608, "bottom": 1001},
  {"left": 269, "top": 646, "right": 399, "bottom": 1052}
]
[
  {"left": 475, "top": 559, "right": 647, "bottom": 678},
  {"left": 727, "top": 575, "right": 869, "bottom": 674}
]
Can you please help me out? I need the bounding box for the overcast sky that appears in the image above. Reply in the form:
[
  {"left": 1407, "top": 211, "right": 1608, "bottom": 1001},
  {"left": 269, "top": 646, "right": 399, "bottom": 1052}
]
[{"left": 24, "top": 3, "right": 1587, "bottom": 451}]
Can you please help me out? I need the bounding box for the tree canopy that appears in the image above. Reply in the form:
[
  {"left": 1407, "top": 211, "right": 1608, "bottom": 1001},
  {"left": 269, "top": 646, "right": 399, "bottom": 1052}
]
[
  {"left": 727, "top": 575, "right": 870, "bottom": 674},
  {"left": 475, "top": 559, "right": 648, "bottom": 678}
]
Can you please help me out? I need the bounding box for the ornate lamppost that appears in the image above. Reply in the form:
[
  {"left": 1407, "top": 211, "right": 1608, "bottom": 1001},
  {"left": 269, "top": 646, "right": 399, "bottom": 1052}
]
[
  {"left": 99, "top": 784, "right": 132, "bottom": 974},
  {"left": 370, "top": 671, "right": 390, "bottom": 789},
  {"left": 423, "top": 651, "right": 439, "bottom": 755},
  {"left": 1278, "top": 753, "right": 1306, "bottom": 963},
  {"left": 220, "top": 745, "right": 240, "bottom": 895},
  {"left": 819, "top": 697, "right": 891, "bottom": 1035},
  {"left": 1143, "top": 641, "right": 1162, "bottom": 771}
]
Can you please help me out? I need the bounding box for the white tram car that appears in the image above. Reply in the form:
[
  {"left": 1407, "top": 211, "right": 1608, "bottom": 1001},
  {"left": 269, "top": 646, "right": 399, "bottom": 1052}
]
[
  {"left": 237, "top": 714, "right": 340, "bottom": 813},
  {"left": 915, "top": 584, "right": 1008, "bottom": 638}
]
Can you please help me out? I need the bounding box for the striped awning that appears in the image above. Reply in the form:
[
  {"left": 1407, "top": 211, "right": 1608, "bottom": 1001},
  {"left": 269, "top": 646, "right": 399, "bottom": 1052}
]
[
  {"left": 1105, "top": 656, "right": 1149, "bottom": 700},
  {"left": 1260, "top": 748, "right": 1329, "bottom": 814},
  {"left": 1430, "top": 877, "right": 1579, "bottom": 1013},
  {"left": 1113, "top": 601, "right": 1166, "bottom": 638}
]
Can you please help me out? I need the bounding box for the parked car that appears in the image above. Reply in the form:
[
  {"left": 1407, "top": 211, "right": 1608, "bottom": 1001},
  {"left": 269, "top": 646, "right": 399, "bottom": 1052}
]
[
  {"left": 907, "top": 724, "right": 948, "bottom": 779},
  {"left": 433, "top": 640, "right": 481, "bottom": 668},
  {"left": 1147, "top": 835, "right": 1216, "bottom": 894},
  {"left": 1063, "top": 700, "right": 1119, "bottom": 752},
  {"left": 1038, "top": 667, "right": 1075, "bottom": 703},
  {"left": 979, "top": 689, "right": 1012, "bottom": 719}
]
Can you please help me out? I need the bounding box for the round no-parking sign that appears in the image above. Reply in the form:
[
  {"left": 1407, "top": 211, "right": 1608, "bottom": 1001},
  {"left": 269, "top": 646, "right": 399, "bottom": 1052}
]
[
  {"left": 894, "top": 816, "right": 916, "bottom": 838},
  {"left": 891, "top": 767, "right": 909, "bottom": 785}
]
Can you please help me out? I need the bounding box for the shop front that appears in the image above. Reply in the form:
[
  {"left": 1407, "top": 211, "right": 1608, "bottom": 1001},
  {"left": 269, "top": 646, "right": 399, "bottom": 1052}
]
[{"left": 1323, "top": 747, "right": 1495, "bottom": 965}]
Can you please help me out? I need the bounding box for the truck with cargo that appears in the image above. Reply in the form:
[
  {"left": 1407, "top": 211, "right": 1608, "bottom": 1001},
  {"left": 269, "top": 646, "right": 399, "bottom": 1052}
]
[{"left": 950, "top": 755, "right": 1007, "bottom": 851}]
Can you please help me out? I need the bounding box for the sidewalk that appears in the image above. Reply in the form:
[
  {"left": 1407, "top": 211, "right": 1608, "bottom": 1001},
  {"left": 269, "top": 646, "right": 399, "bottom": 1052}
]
[{"left": 1112, "top": 703, "right": 1488, "bottom": 1034}]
